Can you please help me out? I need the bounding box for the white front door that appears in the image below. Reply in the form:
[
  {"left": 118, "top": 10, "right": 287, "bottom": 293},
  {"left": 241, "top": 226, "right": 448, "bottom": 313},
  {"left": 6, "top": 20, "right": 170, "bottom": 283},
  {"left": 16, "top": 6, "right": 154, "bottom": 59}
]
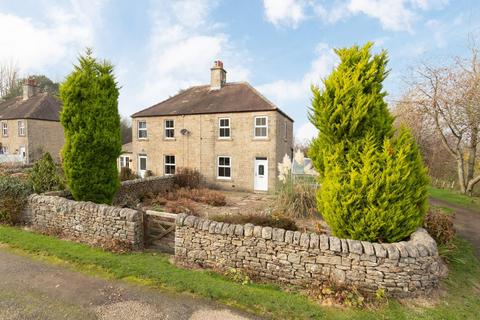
[
  {"left": 138, "top": 155, "right": 147, "bottom": 178},
  {"left": 19, "top": 146, "right": 26, "bottom": 163},
  {"left": 254, "top": 157, "right": 268, "bottom": 191}
]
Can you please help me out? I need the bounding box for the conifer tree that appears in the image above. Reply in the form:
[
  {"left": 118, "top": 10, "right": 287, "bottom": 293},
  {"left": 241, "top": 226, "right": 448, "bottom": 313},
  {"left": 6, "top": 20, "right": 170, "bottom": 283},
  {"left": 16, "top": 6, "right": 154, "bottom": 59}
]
[
  {"left": 309, "top": 43, "right": 429, "bottom": 242},
  {"left": 60, "top": 49, "right": 121, "bottom": 204}
]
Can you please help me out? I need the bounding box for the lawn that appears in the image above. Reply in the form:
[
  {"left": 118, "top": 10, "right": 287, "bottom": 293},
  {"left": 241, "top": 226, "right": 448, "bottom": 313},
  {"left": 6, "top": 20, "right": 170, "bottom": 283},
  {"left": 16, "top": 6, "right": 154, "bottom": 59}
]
[
  {"left": 0, "top": 226, "right": 479, "bottom": 319},
  {"left": 429, "top": 186, "right": 480, "bottom": 212}
]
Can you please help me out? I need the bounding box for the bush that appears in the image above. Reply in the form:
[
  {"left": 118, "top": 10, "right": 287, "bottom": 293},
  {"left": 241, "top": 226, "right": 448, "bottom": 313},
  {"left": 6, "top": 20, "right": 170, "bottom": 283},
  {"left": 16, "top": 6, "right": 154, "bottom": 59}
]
[
  {"left": 309, "top": 43, "right": 428, "bottom": 243},
  {"left": 164, "top": 198, "right": 198, "bottom": 215},
  {"left": 275, "top": 177, "right": 317, "bottom": 218},
  {"left": 60, "top": 49, "right": 121, "bottom": 204},
  {"left": 0, "top": 176, "right": 33, "bottom": 225},
  {"left": 145, "top": 170, "right": 154, "bottom": 177},
  {"left": 174, "top": 167, "right": 202, "bottom": 189},
  {"left": 211, "top": 213, "right": 298, "bottom": 231},
  {"left": 119, "top": 167, "right": 138, "bottom": 181},
  {"left": 28, "top": 153, "right": 64, "bottom": 193},
  {"left": 424, "top": 208, "right": 455, "bottom": 245},
  {"left": 166, "top": 187, "right": 226, "bottom": 206}
]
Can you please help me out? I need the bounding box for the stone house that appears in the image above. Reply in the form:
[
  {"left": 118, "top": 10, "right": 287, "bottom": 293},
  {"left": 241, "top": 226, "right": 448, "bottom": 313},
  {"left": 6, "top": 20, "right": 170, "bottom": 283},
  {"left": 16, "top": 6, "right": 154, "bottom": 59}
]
[
  {"left": 129, "top": 61, "right": 293, "bottom": 192},
  {"left": 0, "top": 78, "right": 64, "bottom": 164}
]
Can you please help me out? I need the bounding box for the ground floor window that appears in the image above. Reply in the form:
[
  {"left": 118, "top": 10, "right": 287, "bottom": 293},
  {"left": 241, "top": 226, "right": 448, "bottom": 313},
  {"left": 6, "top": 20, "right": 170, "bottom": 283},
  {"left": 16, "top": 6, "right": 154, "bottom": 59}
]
[
  {"left": 119, "top": 155, "right": 130, "bottom": 168},
  {"left": 164, "top": 155, "right": 176, "bottom": 175},
  {"left": 218, "top": 156, "right": 231, "bottom": 179},
  {"left": 0, "top": 145, "right": 7, "bottom": 154}
]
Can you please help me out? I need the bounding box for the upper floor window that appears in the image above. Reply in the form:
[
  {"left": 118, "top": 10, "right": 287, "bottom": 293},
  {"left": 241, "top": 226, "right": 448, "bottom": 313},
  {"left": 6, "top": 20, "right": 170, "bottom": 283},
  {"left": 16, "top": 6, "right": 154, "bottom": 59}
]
[
  {"left": 18, "top": 120, "right": 26, "bottom": 136},
  {"left": 218, "top": 156, "right": 231, "bottom": 179},
  {"left": 138, "top": 121, "right": 147, "bottom": 139},
  {"left": 254, "top": 116, "right": 268, "bottom": 138},
  {"left": 1, "top": 122, "right": 7, "bottom": 137},
  {"left": 165, "top": 119, "right": 174, "bottom": 138},
  {"left": 219, "top": 118, "right": 230, "bottom": 138},
  {"left": 164, "top": 155, "right": 176, "bottom": 175}
]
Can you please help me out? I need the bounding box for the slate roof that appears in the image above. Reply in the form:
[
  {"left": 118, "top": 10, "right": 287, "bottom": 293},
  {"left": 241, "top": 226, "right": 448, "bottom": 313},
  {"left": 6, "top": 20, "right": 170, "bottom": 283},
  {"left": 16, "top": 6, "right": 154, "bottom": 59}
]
[
  {"left": 131, "top": 82, "right": 293, "bottom": 122},
  {"left": 0, "top": 93, "right": 62, "bottom": 121}
]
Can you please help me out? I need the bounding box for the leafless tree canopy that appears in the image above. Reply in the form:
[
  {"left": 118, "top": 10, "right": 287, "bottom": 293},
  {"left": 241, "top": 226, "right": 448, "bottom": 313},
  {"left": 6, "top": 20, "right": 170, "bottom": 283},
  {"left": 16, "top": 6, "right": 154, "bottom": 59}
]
[
  {"left": 0, "top": 61, "right": 19, "bottom": 100},
  {"left": 400, "top": 46, "right": 480, "bottom": 194}
]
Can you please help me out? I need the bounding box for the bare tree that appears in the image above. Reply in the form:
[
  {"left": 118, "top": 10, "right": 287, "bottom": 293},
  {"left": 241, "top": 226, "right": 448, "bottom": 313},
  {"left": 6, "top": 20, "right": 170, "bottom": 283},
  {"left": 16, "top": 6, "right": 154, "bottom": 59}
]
[
  {"left": 405, "top": 46, "right": 480, "bottom": 194},
  {"left": 0, "top": 60, "right": 19, "bottom": 100}
]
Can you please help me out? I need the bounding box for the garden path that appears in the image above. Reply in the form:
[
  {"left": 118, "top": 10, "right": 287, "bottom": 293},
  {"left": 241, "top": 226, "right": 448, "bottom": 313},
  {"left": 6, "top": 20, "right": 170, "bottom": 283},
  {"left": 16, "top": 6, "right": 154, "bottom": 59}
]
[{"left": 429, "top": 198, "right": 480, "bottom": 257}]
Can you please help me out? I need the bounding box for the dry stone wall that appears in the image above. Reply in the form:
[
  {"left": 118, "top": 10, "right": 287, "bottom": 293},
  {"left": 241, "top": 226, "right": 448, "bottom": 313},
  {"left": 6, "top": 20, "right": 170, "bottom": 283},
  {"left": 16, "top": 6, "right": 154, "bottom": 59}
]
[
  {"left": 113, "top": 176, "right": 174, "bottom": 205},
  {"left": 175, "top": 214, "right": 443, "bottom": 297},
  {"left": 24, "top": 195, "right": 144, "bottom": 249}
]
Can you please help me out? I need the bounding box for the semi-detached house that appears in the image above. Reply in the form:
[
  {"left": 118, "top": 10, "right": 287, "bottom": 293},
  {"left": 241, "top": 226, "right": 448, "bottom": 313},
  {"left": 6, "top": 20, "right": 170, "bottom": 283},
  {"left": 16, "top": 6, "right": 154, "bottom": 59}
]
[{"left": 127, "top": 61, "right": 294, "bottom": 192}]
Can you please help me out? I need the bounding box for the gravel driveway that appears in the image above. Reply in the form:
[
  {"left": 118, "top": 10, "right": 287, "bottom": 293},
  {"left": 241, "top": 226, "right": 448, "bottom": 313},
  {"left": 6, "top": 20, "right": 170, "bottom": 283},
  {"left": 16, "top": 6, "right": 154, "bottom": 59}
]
[{"left": 0, "top": 249, "right": 259, "bottom": 320}]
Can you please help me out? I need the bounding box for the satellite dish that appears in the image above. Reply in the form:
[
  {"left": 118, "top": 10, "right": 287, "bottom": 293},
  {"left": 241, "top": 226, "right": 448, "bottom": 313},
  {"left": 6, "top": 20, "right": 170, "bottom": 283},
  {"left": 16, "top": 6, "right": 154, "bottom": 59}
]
[{"left": 180, "top": 128, "right": 191, "bottom": 136}]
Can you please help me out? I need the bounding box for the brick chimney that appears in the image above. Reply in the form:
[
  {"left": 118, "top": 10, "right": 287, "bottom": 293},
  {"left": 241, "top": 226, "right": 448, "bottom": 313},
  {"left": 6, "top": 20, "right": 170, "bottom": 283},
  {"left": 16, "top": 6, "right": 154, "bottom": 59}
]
[
  {"left": 23, "top": 77, "right": 38, "bottom": 100},
  {"left": 210, "top": 60, "right": 226, "bottom": 90}
]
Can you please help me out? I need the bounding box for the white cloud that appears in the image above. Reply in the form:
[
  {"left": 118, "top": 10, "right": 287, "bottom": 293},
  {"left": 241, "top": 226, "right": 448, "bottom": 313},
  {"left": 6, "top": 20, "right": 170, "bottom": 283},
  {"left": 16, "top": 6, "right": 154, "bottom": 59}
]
[
  {"left": 130, "top": 0, "right": 251, "bottom": 112},
  {"left": 269, "top": 0, "right": 450, "bottom": 32},
  {"left": 0, "top": 1, "right": 105, "bottom": 74},
  {"left": 296, "top": 121, "right": 318, "bottom": 142},
  {"left": 263, "top": 0, "right": 307, "bottom": 28}
]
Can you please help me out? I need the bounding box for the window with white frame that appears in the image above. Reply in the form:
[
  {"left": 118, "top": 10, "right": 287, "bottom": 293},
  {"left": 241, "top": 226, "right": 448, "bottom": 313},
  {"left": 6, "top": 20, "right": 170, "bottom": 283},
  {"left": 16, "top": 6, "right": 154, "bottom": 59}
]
[
  {"left": 18, "top": 120, "right": 25, "bottom": 136},
  {"left": 218, "top": 156, "right": 231, "bottom": 179},
  {"left": 119, "top": 155, "right": 130, "bottom": 168},
  {"left": 254, "top": 116, "right": 268, "bottom": 138},
  {"left": 164, "top": 155, "right": 176, "bottom": 175},
  {"left": 138, "top": 121, "right": 147, "bottom": 139},
  {"left": 165, "top": 119, "right": 174, "bottom": 138},
  {"left": 0, "top": 145, "right": 7, "bottom": 154},
  {"left": 219, "top": 118, "right": 230, "bottom": 138},
  {"left": 1, "top": 122, "right": 7, "bottom": 136}
]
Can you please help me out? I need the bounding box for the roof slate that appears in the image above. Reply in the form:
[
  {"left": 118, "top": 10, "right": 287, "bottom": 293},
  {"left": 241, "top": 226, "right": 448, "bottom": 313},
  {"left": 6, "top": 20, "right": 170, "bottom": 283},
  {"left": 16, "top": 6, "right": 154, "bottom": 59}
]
[
  {"left": 131, "top": 82, "right": 293, "bottom": 122},
  {"left": 0, "top": 93, "right": 62, "bottom": 121}
]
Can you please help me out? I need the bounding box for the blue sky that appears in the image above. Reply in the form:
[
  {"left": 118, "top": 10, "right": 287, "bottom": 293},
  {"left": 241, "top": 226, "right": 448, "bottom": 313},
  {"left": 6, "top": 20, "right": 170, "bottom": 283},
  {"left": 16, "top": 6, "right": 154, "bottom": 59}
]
[{"left": 0, "top": 0, "right": 479, "bottom": 141}]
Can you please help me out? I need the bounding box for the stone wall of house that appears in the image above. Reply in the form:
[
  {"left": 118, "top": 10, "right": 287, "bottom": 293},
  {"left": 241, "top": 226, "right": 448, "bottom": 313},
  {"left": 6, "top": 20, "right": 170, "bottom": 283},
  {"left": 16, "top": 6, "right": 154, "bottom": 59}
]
[
  {"left": 175, "top": 214, "right": 443, "bottom": 297},
  {"left": 23, "top": 195, "right": 144, "bottom": 249},
  {"left": 113, "top": 176, "right": 174, "bottom": 205}
]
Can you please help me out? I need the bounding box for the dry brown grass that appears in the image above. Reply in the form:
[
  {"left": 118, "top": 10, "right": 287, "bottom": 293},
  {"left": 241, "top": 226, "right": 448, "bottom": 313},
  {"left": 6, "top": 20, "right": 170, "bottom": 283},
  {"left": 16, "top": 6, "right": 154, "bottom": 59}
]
[{"left": 165, "top": 187, "right": 226, "bottom": 206}]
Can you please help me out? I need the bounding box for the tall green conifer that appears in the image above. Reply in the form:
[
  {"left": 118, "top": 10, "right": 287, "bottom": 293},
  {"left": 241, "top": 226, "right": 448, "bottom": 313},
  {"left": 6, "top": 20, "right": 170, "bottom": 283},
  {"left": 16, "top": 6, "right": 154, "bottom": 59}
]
[
  {"left": 60, "top": 49, "right": 121, "bottom": 204},
  {"left": 309, "top": 43, "right": 428, "bottom": 242}
]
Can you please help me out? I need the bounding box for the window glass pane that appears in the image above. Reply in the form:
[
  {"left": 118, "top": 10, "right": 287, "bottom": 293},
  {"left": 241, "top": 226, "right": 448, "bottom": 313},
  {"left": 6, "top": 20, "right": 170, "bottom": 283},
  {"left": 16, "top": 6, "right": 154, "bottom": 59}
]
[
  {"left": 256, "top": 117, "right": 266, "bottom": 126},
  {"left": 259, "top": 165, "right": 264, "bottom": 175},
  {"left": 140, "top": 158, "right": 147, "bottom": 170},
  {"left": 219, "top": 157, "right": 225, "bottom": 166},
  {"left": 139, "top": 121, "right": 146, "bottom": 129},
  {"left": 224, "top": 157, "right": 230, "bottom": 166},
  {"left": 224, "top": 167, "right": 231, "bottom": 177}
]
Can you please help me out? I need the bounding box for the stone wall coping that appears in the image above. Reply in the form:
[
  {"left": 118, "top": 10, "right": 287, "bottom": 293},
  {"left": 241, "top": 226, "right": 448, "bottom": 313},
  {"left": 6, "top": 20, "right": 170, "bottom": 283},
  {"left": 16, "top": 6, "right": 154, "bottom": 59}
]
[
  {"left": 28, "top": 194, "right": 140, "bottom": 222},
  {"left": 120, "top": 175, "right": 173, "bottom": 187},
  {"left": 176, "top": 214, "right": 438, "bottom": 259}
]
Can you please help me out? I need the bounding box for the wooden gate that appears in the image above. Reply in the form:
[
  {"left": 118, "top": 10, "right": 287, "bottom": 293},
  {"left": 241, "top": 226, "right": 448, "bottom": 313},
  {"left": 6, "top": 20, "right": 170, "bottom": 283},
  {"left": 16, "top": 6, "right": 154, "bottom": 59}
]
[{"left": 144, "top": 210, "right": 177, "bottom": 253}]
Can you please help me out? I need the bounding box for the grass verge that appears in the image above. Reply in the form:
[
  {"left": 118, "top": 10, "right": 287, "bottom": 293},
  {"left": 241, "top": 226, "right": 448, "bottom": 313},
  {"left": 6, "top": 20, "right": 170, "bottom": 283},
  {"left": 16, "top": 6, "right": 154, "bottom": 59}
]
[
  {"left": 429, "top": 187, "right": 480, "bottom": 211},
  {"left": 0, "top": 226, "right": 479, "bottom": 319}
]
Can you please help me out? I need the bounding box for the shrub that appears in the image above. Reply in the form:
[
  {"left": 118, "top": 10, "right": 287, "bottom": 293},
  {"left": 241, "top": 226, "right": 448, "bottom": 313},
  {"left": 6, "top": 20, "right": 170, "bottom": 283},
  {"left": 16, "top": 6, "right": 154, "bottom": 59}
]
[
  {"left": 164, "top": 198, "right": 198, "bottom": 215},
  {"left": 145, "top": 170, "right": 154, "bottom": 177},
  {"left": 0, "top": 175, "right": 33, "bottom": 225},
  {"left": 119, "top": 167, "right": 138, "bottom": 181},
  {"left": 166, "top": 187, "right": 226, "bottom": 206},
  {"left": 275, "top": 177, "right": 317, "bottom": 218},
  {"left": 424, "top": 208, "right": 455, "bottom": 245},
  {"left": 174, "top": 167, "right": 202, "bottom": 189},
  {"left": 211, "top": 213, "right": 298, "bottom": 231},
  {"left": 60, "top": 49, "right": 121, "bottom": 204},
  {"left": 28, "top": 153, "right": 64, "bottom": 193},
  {"left": 309, "top": 43, "right": 428, "bottom": 243}
]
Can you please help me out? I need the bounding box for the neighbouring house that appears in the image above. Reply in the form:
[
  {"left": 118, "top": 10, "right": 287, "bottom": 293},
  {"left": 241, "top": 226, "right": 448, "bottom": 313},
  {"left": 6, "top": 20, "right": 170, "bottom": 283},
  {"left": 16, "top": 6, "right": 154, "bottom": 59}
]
[
  {"left": 129, "top": 61, "right": 293, "bottom": 192},
  {"left": 118, "top": 142, "right": 133, "bottom": 170},
  {"left": 0, "top": 78, "right": 64, "bottom": 164}
]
